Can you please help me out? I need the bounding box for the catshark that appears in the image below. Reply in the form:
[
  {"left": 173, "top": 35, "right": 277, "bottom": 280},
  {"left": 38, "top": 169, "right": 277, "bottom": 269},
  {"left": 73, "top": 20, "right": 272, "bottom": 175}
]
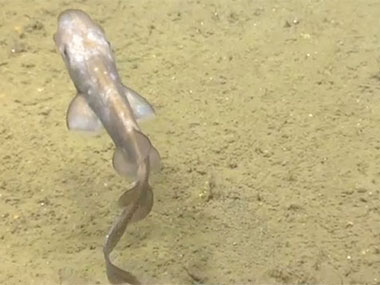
[{"left": 54, "top": 9, "right": 159, "bottom": 284}]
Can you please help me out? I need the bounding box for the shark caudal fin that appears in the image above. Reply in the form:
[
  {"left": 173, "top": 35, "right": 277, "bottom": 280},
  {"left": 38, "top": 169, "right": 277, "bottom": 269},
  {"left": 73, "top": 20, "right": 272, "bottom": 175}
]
[
  {"left": 112, "top": 130, "right": 158, "bottom": 222},
  {"left": 118, "top": 181, "right": 154, "bottom": 222},
  {"left": 66, "top": 94, "right": 103, "bottom": 134},
  {"left": 123, "top": 86, "right": 156, "bottom": 122}
]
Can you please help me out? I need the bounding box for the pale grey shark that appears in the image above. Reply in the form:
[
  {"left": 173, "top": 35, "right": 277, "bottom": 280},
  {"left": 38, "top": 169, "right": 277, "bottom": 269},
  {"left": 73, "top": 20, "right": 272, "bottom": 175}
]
[{"left": 55, "top": 9, "right": 160, "bottom": 284}]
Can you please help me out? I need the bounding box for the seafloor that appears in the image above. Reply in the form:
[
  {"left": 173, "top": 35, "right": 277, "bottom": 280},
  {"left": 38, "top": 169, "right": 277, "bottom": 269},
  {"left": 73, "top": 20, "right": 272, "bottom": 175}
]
[{"left": 1, "top": 0, "right": 379, "bottom": 284}]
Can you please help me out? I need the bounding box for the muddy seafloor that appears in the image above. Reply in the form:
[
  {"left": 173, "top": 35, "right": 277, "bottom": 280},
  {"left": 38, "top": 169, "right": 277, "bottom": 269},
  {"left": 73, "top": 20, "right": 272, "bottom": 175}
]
[{"left": 1, "top": 0, "right": 380, "bottom": 284}]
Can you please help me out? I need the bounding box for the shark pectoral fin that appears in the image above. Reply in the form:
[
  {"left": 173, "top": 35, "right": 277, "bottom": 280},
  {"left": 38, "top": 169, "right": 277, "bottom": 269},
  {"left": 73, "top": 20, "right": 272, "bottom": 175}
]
[
  {"left": 123, "top": 86, "right": 155, "bottom": 122},
  {"left": 118, "top": 182, "right": 154, "bottom": 222},
  {"left": 66, "top": 94, "right": 103, "bottom": 134}
]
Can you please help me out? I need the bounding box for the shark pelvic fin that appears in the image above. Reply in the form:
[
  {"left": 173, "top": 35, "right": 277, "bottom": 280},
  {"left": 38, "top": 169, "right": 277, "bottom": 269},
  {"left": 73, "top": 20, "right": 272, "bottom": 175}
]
[{"left": 112, "top": 130, "right": 161, "bottom": 178}]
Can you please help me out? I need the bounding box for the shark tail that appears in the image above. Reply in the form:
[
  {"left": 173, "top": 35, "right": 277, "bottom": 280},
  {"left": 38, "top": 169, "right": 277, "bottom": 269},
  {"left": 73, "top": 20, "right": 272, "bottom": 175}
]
[
  {"left": 112, "top": 130, "right": 157, "bottom": 222},
  {"left": 117, "top": 180, "right": 153, "bottom": 223}
]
